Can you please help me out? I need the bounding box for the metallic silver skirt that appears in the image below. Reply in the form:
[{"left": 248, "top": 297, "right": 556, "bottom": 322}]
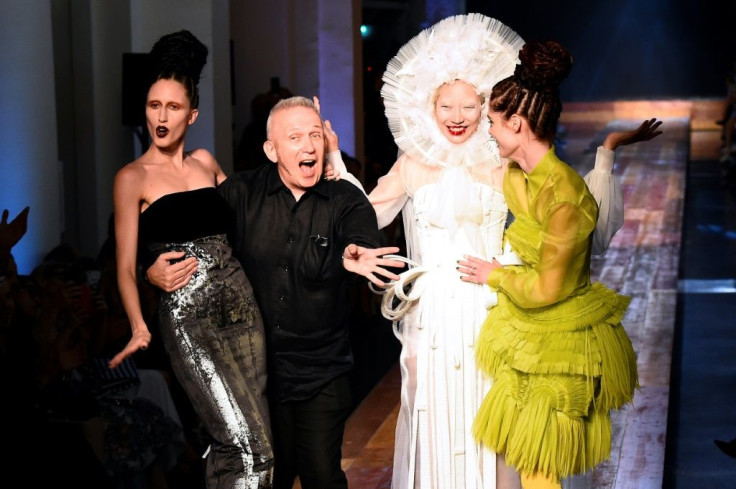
[{"left": 149, "top": 234, "right": 273, "bottom": 488}]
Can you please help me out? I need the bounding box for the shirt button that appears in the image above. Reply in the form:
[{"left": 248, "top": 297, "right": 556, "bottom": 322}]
[
  {"left": 280, "top": 295, "right": 285, "bottom": 301},
  {"left": 288, "top": 237, "right": 294, "bottom": 243},
  {"left": 284, "top": 266, "right": 289, "bottom": 272}
]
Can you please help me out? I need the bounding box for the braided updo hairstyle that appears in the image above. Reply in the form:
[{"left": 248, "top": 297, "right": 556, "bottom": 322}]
[
  {"left": 489, "top": 40, "right": 572, "bottom": 142},
  {"left": 147, "top": 30, "right": 208, "bottom": 109}
]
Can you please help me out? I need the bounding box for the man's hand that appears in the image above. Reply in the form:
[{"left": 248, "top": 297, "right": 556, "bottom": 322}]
[
  {"left": 342, "top": 244, "right": 404, "bottom": 287},
  {"left": 0, "top": 207, "right": 29, "bottom": 251},
  {"left": 603, "top": 118, "right": 663, "bottom": 150},
  {"left": 146, "top": 251, "right": 198, "bottom": 293}
]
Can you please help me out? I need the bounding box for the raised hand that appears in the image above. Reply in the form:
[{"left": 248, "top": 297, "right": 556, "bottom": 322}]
[
  {"left": 603, "top": 118, "right": 663, "bottom": 150},
  {"left": 0, "top": 206, "right": 30, "bottom": 251},
  {"left": 313, "top": 96, "right": 340, "bottom": 153},
  {"left": 323, "top": 119, "right": 340, "bottom": 154}
]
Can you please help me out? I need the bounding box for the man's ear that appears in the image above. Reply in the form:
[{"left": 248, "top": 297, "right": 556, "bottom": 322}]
[
  {"left": 263, "top": 140, "right": 278, "bottom": 163},
  {"left": 188, "top": 109, "right": 199, "bottom": 125}
]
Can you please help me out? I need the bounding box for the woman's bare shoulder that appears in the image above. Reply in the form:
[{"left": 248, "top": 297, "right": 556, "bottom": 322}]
[
  {"left": 115, "top": 158, "right": 148, "bottom": 186},
  {"left": 188, "top": 148, "right": 216, "bottom": 166},
  {"left": 188, "top": 148, "right": 225, "bottom": 183},
  {"left": 189, "top": 148, "right": 219, "bottom": 170}
]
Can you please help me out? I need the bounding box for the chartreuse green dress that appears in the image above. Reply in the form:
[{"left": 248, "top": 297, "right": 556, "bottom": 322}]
[{"left": 473, "top": 147, "right": 638, "bottom": 480}]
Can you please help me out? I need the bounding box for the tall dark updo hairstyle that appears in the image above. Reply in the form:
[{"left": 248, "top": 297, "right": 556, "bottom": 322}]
[
  {"left": 489, "top": 40, "right": 572, "bottom": 142},
  {"left": 147, "top": 30, "right": 208, "bottom": 109}
]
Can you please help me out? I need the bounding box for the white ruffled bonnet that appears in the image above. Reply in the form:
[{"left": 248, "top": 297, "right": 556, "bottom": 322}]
[{"left": 380, "top": 14, "right": 525, "bottom": 168}]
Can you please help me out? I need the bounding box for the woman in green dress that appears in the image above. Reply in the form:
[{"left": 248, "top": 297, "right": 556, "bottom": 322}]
[{"left": 458, "top": 40, "right": 639, "bottom": 489}]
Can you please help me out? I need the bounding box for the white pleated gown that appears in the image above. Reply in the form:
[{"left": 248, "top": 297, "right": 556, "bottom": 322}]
[{"left": 391, "top": 177, "right": 508, "bottom": 489}]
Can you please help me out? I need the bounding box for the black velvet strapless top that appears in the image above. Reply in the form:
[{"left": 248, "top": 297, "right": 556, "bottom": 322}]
[{"left": 138, "top": 187, "right": 234, "bottom": 246}]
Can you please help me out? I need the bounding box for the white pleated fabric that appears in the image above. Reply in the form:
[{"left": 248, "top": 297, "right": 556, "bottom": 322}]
[{"left": 390, "top": 160, "right": 508, "bottom": 489}]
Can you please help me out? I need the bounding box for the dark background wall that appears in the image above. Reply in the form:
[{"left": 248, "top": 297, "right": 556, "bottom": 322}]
[
  {"left": 359, "top": 0, "right": 735, "bottom": 193},
  {"left": 362, "top": 0, "right": 736, "bottom": 103},
  {"left": 466, "top": 0, "right": 735, "bottom": 101}
]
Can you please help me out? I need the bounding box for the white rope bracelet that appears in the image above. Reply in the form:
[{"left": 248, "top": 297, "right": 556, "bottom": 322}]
[{"left": 368, "top": 255, "right": 427, "bottom": 322}]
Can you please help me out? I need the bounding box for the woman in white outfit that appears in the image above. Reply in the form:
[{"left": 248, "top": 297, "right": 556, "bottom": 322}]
[{"left": 326, "top": 13, "right": 661, "bottom": 489}]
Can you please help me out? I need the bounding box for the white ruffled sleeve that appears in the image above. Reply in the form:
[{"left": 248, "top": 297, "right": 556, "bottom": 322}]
[
  {"left": 369, "top": 160, "right": 409, "bottom": 230},
  {"left": 583, "top": 146, "right": 624, "bottom": 255},
  {"left": 326, "top": 150, "right": 408, "bottom": 230},
  {"left": 326, "top": 151, "right": 366, "bottom": 194}
]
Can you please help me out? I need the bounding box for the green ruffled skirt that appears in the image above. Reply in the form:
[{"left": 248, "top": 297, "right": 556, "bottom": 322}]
[{"left": 472, "top": 282, "right": 638, "bottom": 479}]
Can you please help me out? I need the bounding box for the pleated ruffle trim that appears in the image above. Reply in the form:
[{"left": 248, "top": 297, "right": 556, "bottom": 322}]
[
  {"left": 473, "top": 382, "right": 614, "bottom": 479},
  {"left": 472, "top": 281, "right": 639, "bottom": 479},
  {"left": 476, "top": 282, "right": 633, "bottom": 378}
]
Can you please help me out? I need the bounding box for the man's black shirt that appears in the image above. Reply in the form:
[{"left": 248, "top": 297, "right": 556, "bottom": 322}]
[{"left": 218, "top": 164, "right": 381, "bottom": 402}]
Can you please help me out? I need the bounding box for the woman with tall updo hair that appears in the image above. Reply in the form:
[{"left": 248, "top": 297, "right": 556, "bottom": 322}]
[
  {"left": 110, "top": 30, "right": 273, "bottom": 488},
  {"left": 458, "top": 41, "right": 639, "bottom": 489}
]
